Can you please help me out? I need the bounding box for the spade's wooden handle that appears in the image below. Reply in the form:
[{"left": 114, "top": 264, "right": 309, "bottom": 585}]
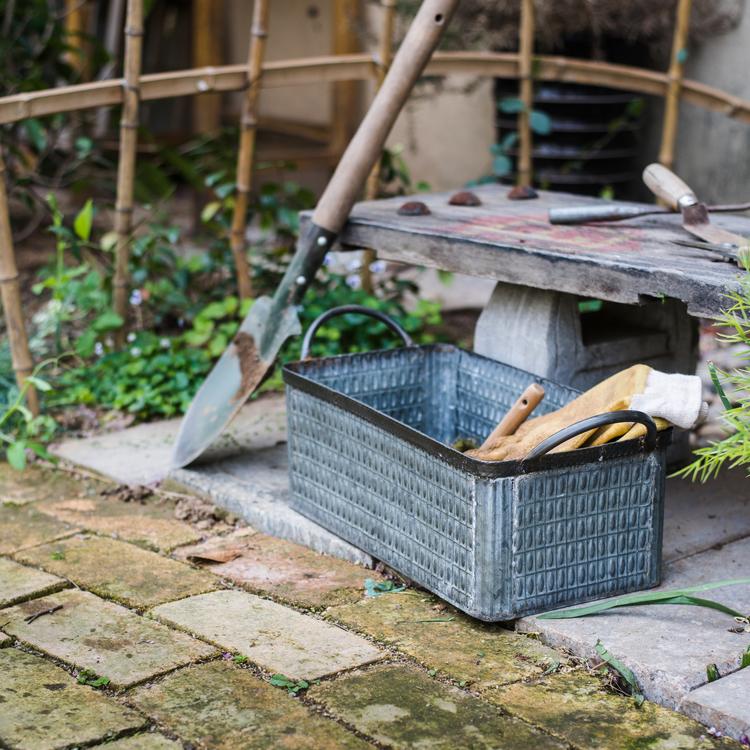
[
  {"left": 468, "top": 383, "right": 545, "bottom": 455},
  {"left": 312, "top": 0, "right": 459, "bottom": 232},
  {"left": 642, "top": 163, "right": 697, "bottom": 210}
]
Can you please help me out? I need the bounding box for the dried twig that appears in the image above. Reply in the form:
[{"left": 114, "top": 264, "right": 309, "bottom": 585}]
[{"left": 24, "top": 604, "right": 63, "bottom": 624}]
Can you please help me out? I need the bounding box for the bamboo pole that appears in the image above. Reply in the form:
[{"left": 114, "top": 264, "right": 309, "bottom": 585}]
[
  {"left": 331, "top": 1, "right": 362, "bottom": 157},
  {"left": 229, "top": 0, "right": 270, "bottom": 301},
  {"left": 192, "top": 0, "right": 223, "bottom": 136},
  {"left": 360, "top": 0, "right": 396, "bottom": 293},
  {"left": 0, "top": 151, "right": 38, "bottom": 415},
  {"left": 4, "top": 54, "right": 750, "bottom": 128},
  {"left": 112, "top": 0, "right": 144, "bottom": 348},
  {"left": 517, "top": 0, "right": 535, "bottom": 187},
  {"left": 658, "top": 0, "right": 692, "bottom": 170}
]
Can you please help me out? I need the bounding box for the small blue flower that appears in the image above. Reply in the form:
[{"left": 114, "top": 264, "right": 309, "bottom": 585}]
[
  {"left": 369, "top": 260, "right": 387, "bottom": 274},
  {"left": 94, "top": 342, "right": 104, "bottom": 357},
  {"left": 127, "top": 332, "right": 136, "bottom": 343},
  {"left": 130, "top": 347, "right": 142, "bottom": 357},
  {"left": 346, "top": 274, "right": 361, "bottom": 290},
  {"left": 129, "top": 289, "right": 143, "bottom": 306}
]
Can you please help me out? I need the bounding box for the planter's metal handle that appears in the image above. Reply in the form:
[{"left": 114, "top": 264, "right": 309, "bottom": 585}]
[
  {"left": 301, "top": 304, "right": 414, "bottom": 360},
  {"left": 524, "top": 410, "right": 658, "bottom": 461}
]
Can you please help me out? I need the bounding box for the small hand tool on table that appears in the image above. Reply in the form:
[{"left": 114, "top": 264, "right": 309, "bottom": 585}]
[
  {"left": 642, "top": 163, "right": 750, "bottom": 266},
  {"left": 549, "top": 200, "right": 750, "bottom": 226}
]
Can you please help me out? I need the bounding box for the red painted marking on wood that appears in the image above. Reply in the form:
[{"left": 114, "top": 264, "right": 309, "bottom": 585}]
[{"left": 446, "top": 214, "right": 647, "bottom": 254}]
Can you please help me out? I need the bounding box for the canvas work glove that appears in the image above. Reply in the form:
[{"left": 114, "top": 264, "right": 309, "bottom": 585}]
[{"left": 466, "top": 364, "right": 705, "bottom": 462}]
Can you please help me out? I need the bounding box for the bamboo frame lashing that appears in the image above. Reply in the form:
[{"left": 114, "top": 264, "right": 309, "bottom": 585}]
[
  {"left": 360, "top": 0, "right": 396, "bottom": 293},
  {"left": 659, "top": 0, "right": 692, "bottom": 171},
  {"left": 517, "top": 0, "right": 535, "bottom": 187},
  {"left": 112, "top": 0, "right": 144, "bottom": 347},
  {"left": 0, "top": 151, "right": 38, "bottom": 415},
  {"left": 229, "top": 0, "right": 270, "bottom": 301}
]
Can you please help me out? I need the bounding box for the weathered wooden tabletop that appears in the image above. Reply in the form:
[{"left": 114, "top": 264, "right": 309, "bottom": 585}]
[{"left": 309, "top": 185, "right": 749, "bottom": 318}]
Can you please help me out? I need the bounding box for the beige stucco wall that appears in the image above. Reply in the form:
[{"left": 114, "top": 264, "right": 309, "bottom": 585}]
[
  {"left": 223, "top": 1, "right": 494, "bottom": 191},
  {"left": 675, "top": 6, "right": 750, "bottom": 202}
]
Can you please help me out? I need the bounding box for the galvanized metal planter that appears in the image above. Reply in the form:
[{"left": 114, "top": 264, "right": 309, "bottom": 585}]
[{"left": 283, "top": 307, "right": 668, "bottom": 621}]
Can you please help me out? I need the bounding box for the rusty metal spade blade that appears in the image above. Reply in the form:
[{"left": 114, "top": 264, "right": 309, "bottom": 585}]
[
  {"left": 170, "top": 0, "right": 459, "bottom": 469},
  {"left": 643, "top": 163, "right": 750, "bottom": 260}
]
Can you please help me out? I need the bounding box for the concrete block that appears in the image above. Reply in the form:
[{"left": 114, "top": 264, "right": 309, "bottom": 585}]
[{"left": 518, "top": 535, "right": 750, "bottom": 710}]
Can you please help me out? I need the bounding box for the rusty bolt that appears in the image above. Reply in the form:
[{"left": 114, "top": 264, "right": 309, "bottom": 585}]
[
  {"left": 507, "top": 185, "right": 539, "bottom": 201},
  {"left": 398, "top": 201, "right": 431, "bottom": 216},
  {"left": 448, "top": 190, "right": 481, "bottom": 207}
]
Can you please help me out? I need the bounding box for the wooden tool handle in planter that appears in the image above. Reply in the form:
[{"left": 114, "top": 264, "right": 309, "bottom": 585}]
[
  {"left": 312, "top": 0, "right": 459, "bottom": 233},
  {"left": 465, "top": 383, "right": 545, "bottom": 458},
  {"left": 642, "top": 163, "right": 697, "bottom": 210}
]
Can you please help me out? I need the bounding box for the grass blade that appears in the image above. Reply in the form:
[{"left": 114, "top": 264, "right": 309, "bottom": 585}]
[
  {"left": 595, "top": 640, "right": 644, "bottom": 706},
  {"left": 538, "top": 579, "right": 750, "bottom": 620}
]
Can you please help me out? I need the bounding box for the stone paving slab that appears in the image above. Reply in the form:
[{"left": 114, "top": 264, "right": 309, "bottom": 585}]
[
  {"left": 518, "top": 536, "right": 750, "bottom": 710},
  {"left": 2, "top": 589, "right": 216, "bottom": 688},
  {"left": 168, "top": 445, "right": 373, "bottom": 566},
  {"left": 0, "top": 462, "right": 104, "bottom": 506},
  {"left": 92, "top": 732, "right": 183, "bottom": 749},
  {"left": 173, "top": 526, "right": 377, "bottom": 609},
  {"left": 681, "top": 667, "right": 750, "bottom": 743},
  {"left": 37, "top": 495, "right": 201, "bottom": 551},
  {"left": 52, "top": 393, "right": 287, "bottom": 486},
  {"left": 308, "top": 663, "right": 567, "bottom": 749},
  {"left": 0, "top": 630, "right": 11, "bottom": 646},
  {"left": 0, "top": 503, "right": 80, "bottom": 554},
  {"left": 128, "top": 660, "right": 372, "bottom": 749},
  {"left": 486, "top": 668, "right": 728, "bottom": 750},
  {"left": 0, "top": 647, "right": 146, "bottom": 750},
  {"left": 664, "top": 470, "right": 750, "bottom": 562},
  {"left": 327, "top": 591, "right": 561, "bottom": 688},
  {"left": 0, "top": 557, "right": 67, "bottom": 608},
  {"left": 151, "top": 589, "right": 382, "bottom": 680},
  {"left": 15, "top": 535, "right": 219, "bottom": 610}
]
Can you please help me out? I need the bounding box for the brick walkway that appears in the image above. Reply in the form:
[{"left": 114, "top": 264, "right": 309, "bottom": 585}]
[{"left": 0, "top": 463, "right": 736, "bottom": 749}]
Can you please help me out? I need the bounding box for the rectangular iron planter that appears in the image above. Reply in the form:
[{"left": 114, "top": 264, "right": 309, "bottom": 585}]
[{"left": 283, "top": 344, "right": 667, "bottom": 621}]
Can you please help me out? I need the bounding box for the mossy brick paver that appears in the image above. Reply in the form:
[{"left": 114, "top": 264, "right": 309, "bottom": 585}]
[
  {"left": 151, "top": 589, "right": 382, "bottom": 680},
  {"left": 0, "top": 504, "right": 79, "bottom": 554},
  {"left": 0, "top": 462, "right": 103, "bottom": 506},
  {"left": 327, "top": 591, "right": 561, "bottom": 688},
  {"left": 37, "top": 495, "right": 201, "bottom": 551},
  {"left": 308, "top": 663, "right": 566, "bottom": 749},
  {"left": 486, "top": 669, "right": 729, "bottom": 750},
  {"left": 15, "top": 535, "right": 219, "bottom": 610},
  {"left": 0, "top": 557, "right": 67, "bottom": 608},
  {"left": 129, "top": 660, "right": 372, "bottom": 749},
  {"left": 2, "top": 589, "right": 216, "bottom": 688},
  {"left": 174, "top": 526, "right": 379, "bottom": 608},
  {"left": 0, "top": 647, "right": 145, "bottom": 750},
  {"left": 92, "top": 732, "right": 182, "bottom": 749}
]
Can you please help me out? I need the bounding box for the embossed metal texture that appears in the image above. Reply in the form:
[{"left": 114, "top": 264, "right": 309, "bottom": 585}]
[{"left": 283, "top": 345, "right": 666, "bottom": 620}]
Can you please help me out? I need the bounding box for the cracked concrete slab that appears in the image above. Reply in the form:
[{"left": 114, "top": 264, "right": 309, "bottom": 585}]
[
  {"left": 680, "top": 667, "right": 750, "bottom": 743},
  {"left": 519, "top": 536, "right": 750, "bottom": 711}
]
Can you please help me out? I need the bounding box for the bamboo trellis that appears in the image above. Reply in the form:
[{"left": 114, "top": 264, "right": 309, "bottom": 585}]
[
  {"left": 112, "top": 0, "right": 144, "bottom": 347},
  {"left": 361, "top": 0, "right": 397, "bottom": 293},
  {"left": 229, "top": 0, "right": 270, "bottom": 301},
  {"left": 2, "top": 0, "right": 748, "bottom": 407}
]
